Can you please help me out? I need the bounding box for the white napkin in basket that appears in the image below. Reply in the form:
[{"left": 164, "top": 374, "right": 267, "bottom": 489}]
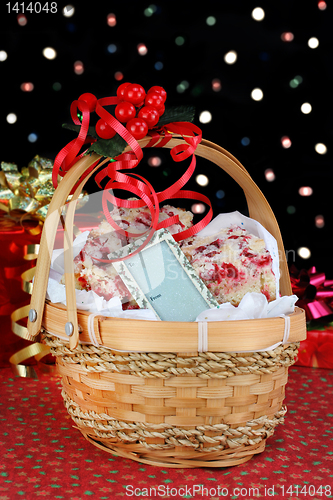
[{"left": 195, "top": 293, "right": 299, "bottom": 322}]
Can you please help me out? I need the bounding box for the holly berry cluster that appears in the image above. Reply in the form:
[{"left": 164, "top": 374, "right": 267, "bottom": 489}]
[{"left": 78, "top": 83, "right": 167, "bottom": 142}]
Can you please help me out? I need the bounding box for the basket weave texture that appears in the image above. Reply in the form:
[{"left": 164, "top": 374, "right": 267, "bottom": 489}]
[
  {"left": 44, "top": 334, "right": 299, "bottom": 467},
  {"left": 26, "top": 136, "right": 307, "bottom": 467}
]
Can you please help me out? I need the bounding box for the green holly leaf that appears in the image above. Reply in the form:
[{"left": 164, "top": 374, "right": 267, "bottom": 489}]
[
  {"left": 62, "top": 123, "right": 97, "bottom": 137},
  {"left": 62, "top": 123, "right": 127, "bottom": 158},
  {"left": 61, "top": 105, "right": 196, "bottom": 159},
  {"left": 156, "top": 105, "right": 195, "bottom": 127},
  {"left": 86, "top": 133, "right": 127, "bottom": 158}
]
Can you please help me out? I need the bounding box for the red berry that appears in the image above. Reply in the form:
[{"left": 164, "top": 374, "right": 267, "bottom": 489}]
[
  {"left": 147, "top": 86, "right": 167, "bottom": 103},
  {"left": 95, "top": 119, "right": 116, "bottom": 139},
  {"left": 126, "top": 118, "right": 148, "bottom": 140},
  {"left": 115, "top": 101, "right": 136, "bottom": 123},
  {"left": 157, "top": 104, "right": 165, "bottom": 116},
  {"left": 137, "top": 106, "right": 159, "bottom": 128},
  {"left": 117, "top": 82, "right": 131, "bottom": 100},
  {"left": 78, "top": 93, "right": 97, "bottom": 112},
  {"left": 144, "top": 91, "right": 164, "bottom": 110},
  {"left": 123, "top": 83, "right": 146, "bottom": 105}
]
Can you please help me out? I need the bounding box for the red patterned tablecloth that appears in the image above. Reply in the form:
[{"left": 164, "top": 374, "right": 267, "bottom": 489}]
[{"left": 1, "top": 365, "right": 333, "bottom": 499}]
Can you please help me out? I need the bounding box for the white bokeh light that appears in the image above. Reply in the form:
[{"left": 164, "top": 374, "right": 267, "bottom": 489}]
[
  {"left": 195, "top": 174, "right": 209, "bottom": 186},
  {"left": 315, "top": 143, "right": 327, "bottom": 154},
  {"left": 224, "top": 50, "right": 237, "bottom": 64},
  {"left": 43, "top": 47, "right": 57, "bottom": 60},
  {"left": 251, "top": 88, "right": 263, "bottom": 101},
  {"left": 308, "top": 37, "right": 319, "bottom": 49},
  {"left": 6, "top": 113, "right": 17, "bottom": 124},
  {"left": 62, "top": 5, "right": 75, "bottom": 17},
  {"left": 298, "top": 247, "right": 311, "bottom": 259},
  {"left": 252, "top": 7, "right": 265, "bottom": 21},
  {"left": 301, "top": 102, "right": 312, "bottom": 114},
  {"left": 199, "top": 111, "right": 212, "bottom": 124}
]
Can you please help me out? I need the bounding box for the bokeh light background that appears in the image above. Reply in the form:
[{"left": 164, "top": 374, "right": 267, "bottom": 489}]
[{"left": 1, "top": 0, "right": 332, "bottom": 277}]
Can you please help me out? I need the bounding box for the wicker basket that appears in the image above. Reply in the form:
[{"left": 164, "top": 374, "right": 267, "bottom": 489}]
[{"left": 26, "top": 136, "right": 307, "bottom": 467}]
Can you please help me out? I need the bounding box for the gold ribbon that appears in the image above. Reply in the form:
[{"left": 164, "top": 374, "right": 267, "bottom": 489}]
[
  {"left": 0, "top": 156, "right": 53, "bottom": 220},
  {"left": 9, "top": 342, "right": 52, "bottom": 379},
  {"left": 21, "top": 244, "right": 39, "bottom": 294},
  {"left": 0, "top": 156, "right": 88, "bottom": 232},
  {"left": 11, "top": 304, "right": 37, "bottom": 342},
  {"left": 9, "top": 247, "right": 57, "bottom": 378},
  {"left": 3, "top": 156, "right": 87, "bottom": 376}
]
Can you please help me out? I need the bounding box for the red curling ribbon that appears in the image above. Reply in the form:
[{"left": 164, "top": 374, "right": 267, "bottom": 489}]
[
  {"left": 95, "top": 119, "right": 210, "bottom": 248},
  {"left": 52, "top": 95, "right": 143, "bottom": 191},
  {"left": 94, "top": 173, "right": 160, "bottom": 263},
  {"left": 52, "top": 90, "right": 212, "bottom": 262},
  {"left": 147, "top": 128, "right": 173, "bottom": 149},
  {"left": 165, "top": 122, "right": 202, "bottom": 161},
  {"left": 166, "top": 190, "right": 213, "bottom": 241},
  {"left": 102, "top": 178, "right": 158, "bottom": 239},
  {"left": 140, "top": 121, "right": 203, "bottom": 208},
  {"left": 53, "top": 99, "right": 92, "bottom": 189},
  {"left": 94, "top": 119, "right": 204, "bottom": 231},
  {"left": 290, "top": 265, "right": 333, "bottom": 321}
]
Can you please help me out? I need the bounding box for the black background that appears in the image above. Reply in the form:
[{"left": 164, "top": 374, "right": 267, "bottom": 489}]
[{"left": 1, "top": 0, "right": 332, "bottom": 277}]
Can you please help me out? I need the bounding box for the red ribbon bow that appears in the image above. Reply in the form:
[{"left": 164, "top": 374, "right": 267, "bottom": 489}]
[
  {"left": 290, "top": 264, "right": 333, "bottom": 320},
  {"left": 52, "top": 93, "right": 212, "bottom": 260}
]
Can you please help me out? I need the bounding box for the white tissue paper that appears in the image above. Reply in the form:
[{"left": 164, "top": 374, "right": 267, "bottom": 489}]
[{"left": 196, "top": 293, "right": 299, "bottom": 322}]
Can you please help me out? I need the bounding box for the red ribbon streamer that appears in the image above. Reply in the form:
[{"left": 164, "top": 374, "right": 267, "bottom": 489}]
[
  {"left": 52, "top": 93, "right": 211, "bottom": 260},
  {"left": 290, "top": 265, "right": 333, "bottom": 320}
]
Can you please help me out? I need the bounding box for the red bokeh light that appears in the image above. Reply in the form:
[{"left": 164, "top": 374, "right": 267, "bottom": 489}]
[
  {"left": 114, "top": 71, "right": 124, "bottom": 81},
  {"left": 20, "top": 82, "right": 34, "bottom": 92},
  {"left": 107, "top": 13, "right": 116, "bottom": 27},
  {"left": 281, "top": 32, "right": 294, "bottom": 42}
]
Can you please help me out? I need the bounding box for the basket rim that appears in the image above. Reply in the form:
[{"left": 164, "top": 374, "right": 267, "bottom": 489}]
[{"left": 42, "top": 301, "right": 306, "bottom": 353}]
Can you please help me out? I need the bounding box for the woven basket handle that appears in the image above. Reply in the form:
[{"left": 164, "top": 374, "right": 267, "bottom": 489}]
[
  {"left": 27, "top": 153, "right": 101, "bottom": 340},
  {"left": 27, "top": 136, "right": 292, "bottom": 341}
]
